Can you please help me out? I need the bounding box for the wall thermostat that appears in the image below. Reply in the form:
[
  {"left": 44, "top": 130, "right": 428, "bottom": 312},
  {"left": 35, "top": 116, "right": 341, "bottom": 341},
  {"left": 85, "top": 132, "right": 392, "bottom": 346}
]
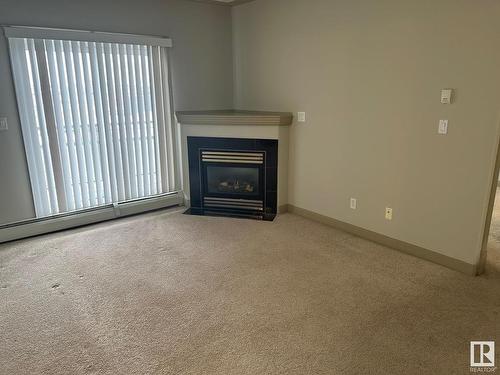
[{"left": 441, "top": 89, "right": 453, "bottom": 104}]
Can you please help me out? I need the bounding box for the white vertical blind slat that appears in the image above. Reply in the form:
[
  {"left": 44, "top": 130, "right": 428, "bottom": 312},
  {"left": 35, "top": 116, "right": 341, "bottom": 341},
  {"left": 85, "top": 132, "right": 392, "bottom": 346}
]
[
  {"left": 149, "top": 46, "right": 163, "bottom": 194},
  {"left": 141, "top": 45, "right": 156, "bottom": 195},
  {"left": 94, "top": 42, "right": 119, "bottom": 202},
  {"left": 127, "top": 44, "right": 144, "bottom": 197},
  {"left": 104, "top": 42, "right": 126, "bottom": 201},
  {"left": 133, "top": 45, "right": 150, "bottom": 197},
  {"left": 71, "top": 41, "right": 98, "bottom": 207},
  {"left": 45, "top": 40, "right": 76, "bottom": 211},
  {"left": 54, "top": 39, "right": 83, "bottom": 209},
  {"left": 27, "top": 39, "right": 58, "bottom": 214},
  {"left": 118, "top": 44, "right": 138, "bottom": 199},
  {"left": 160, "top": 47, "right": 177, "bottom": 192},
  {"left": 152, "top": 46, "right": 169, "bottom": 194},
  {"left": 111, "top": 43, "right": 131, "bottom": 200},
  {"left": 62, "top": 40, "right": 91, "bottom": 207},
  {"left": 87, "top": 42, "right": 111, "bottom": 203},
  {"left": 80, "top": 41, "right": 105, "bottom": 205}
]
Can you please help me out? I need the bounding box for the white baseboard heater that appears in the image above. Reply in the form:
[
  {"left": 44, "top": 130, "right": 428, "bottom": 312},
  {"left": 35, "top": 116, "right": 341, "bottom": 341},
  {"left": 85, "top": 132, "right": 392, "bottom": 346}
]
[{"left": 0, "top": 192, "right": 183, "bottom": 244}]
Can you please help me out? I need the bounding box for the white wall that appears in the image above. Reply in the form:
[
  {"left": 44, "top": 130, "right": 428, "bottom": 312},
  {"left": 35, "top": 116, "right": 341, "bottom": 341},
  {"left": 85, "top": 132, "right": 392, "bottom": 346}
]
[
  {"left": 0, "top": 0, "right": 234, "bottom": 224},
  {"left": 233, "top": 0, "right": 500, "bottom": 265}
]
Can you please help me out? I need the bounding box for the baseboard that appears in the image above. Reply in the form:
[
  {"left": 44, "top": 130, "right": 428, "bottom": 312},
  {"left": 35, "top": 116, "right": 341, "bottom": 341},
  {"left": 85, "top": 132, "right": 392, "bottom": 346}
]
[
  {"left": 278, "top": 204, "right": 289, "bottom": 214},
  {"left": 287, "top": 204, "right": 477, "bottom": 276},
  {"left": 0, "top": 193, "right": 184, "bottom": 244}
]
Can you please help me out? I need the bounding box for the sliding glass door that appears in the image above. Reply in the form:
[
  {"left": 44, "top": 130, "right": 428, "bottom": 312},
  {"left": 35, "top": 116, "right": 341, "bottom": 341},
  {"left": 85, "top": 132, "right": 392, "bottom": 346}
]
[{"left": 7, "top": 29, "right": 179, "bottom": 218}]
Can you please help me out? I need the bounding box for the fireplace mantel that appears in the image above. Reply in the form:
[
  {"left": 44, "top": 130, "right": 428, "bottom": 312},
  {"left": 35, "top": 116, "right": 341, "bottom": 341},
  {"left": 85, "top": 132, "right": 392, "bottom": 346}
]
[{"left": 176, "top": 110, "right": 293, "bottom": 126}]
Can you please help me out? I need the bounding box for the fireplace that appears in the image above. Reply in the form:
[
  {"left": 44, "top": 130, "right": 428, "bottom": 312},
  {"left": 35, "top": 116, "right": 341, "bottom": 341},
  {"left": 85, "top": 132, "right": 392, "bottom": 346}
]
[{"left": 186, "top": 137, "right": 278, "bottom": 220}]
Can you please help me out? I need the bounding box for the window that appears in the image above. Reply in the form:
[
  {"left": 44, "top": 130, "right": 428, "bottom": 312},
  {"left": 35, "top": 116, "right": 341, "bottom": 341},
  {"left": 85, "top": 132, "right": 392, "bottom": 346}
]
[{"left": 7, "top": 27, "right": 179, "bottom": 218}]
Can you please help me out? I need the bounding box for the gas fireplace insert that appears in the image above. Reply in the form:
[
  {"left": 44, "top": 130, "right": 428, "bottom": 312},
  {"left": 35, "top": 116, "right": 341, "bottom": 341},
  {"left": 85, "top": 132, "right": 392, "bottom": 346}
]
[{"left": 186, "top": 137, "right": 278, "bottom": 221}]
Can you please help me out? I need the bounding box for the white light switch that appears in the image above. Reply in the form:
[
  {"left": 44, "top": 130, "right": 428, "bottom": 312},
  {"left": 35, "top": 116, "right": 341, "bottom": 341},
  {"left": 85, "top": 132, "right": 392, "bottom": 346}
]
[
  {"left": 0, "top": 117, "right": 7, "bottom": 131},
  {"left": 438, "top": 119, "right": 448, "bottom": 135},
  {"left": 441, "top": 89, "right": 453, "bottom": 104},
  {"left": 297, "top": 112, "right": 306, "bottom": 123}
]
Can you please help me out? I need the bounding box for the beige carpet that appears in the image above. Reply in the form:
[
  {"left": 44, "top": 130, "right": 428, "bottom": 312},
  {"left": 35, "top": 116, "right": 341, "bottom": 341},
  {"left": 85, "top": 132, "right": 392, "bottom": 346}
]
[{"left": 1, "top": 208, "right": 499, "bottom": 375}]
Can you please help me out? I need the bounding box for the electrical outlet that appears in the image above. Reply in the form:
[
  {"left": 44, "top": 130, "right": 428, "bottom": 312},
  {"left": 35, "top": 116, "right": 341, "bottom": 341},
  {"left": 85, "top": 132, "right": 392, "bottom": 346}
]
[
  {"left": 385, "top": 207, "right": 393, "bottom": 220},
  {"left": 297, "top": 112, "right": 306, "bottom": 123},
  {"left": 350, "top": 198, "right": 357, "bottom": 210},
  {"left": 440, "top": 89, "right": 453, "bottom": 104}
]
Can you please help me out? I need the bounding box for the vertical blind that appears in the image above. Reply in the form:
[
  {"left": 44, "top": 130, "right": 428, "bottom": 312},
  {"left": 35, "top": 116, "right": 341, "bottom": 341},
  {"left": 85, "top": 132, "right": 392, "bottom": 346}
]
[{"left": 8, "top": 32, "right": 179, "bottom": 218}]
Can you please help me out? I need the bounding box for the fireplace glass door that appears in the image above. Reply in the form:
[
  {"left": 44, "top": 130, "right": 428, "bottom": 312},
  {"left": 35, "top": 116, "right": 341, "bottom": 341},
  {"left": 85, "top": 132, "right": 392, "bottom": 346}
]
[{"left": 206, "top": 165, "right": 260, "bottom": 197}]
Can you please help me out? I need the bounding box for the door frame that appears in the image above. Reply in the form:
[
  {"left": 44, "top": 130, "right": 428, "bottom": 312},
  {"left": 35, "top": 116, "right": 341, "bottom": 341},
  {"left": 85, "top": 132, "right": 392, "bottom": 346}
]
[{"left": 477, "top": 127, "right": 500, "bottom": 275}]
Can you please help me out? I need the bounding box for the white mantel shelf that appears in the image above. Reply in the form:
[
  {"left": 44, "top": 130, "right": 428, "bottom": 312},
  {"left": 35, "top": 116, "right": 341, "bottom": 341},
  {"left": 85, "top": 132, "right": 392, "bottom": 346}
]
[{"left": 175, "top": 110, "right": 293, "bottom": 126}]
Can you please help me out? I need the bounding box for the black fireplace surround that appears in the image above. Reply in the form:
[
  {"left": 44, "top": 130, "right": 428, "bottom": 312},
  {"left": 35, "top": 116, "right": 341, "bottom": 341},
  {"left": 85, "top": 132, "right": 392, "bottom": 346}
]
[{"left": 186, "top": 137, "right": 278, "bottom": 221}]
